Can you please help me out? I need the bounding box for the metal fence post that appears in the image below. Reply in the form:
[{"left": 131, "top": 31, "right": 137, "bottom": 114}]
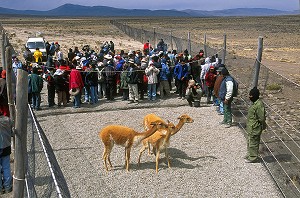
[
  {"left": 188, "top": 32, "right": 191, "bottom": 54},
  {"left": 252, "top": 36, "right": 264, "bottom": 88},
  {"left": 222, "top": 33, "right": 227, "bottom": 65},
  {"left": 204, "top": 33, "right": 207, "bottom": 57},
  {"left": 13, "top": 69, "right": 29, "bottom": 198},
  {"left": 170, "top": 30, "right": 173, "bottom": 51},
  {"left": 153, "top": 27, "right": 156, "bottom": 49}
]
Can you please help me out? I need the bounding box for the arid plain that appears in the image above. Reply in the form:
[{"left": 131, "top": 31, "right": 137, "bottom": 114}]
[{"left": 0, "top": 15, "right": 299, "bottom": 83}]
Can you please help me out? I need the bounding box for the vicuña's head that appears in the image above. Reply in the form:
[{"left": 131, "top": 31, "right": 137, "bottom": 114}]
[
  {"left": 178, "top": 114, "right": 194, "bottom": 123},
  {"left": 167, "top": 121, "right": 176, "bottom": 132},
  {"left": 150, "top": 120, "right": 168, "bottom": 129}
]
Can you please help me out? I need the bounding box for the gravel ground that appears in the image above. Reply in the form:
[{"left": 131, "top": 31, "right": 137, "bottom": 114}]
[{"left": 33, "top": 95, "right": 282, "bottom": 198}]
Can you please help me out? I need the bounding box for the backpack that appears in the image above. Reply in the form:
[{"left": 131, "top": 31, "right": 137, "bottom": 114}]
[{"left": 232, "top": 77, "right": 239, "bottom": 97}]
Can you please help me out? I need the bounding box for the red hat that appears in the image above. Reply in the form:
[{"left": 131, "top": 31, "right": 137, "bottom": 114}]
[
  {"left": 210, "top": 66, "right": 214, "bottom": 69},
  {"left": 55, "top": 42, "right": 58, "bottom": 44}
]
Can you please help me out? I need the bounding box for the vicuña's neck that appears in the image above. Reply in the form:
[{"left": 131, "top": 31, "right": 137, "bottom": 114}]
[{"left": 172, "top": 120, "right": 185, "bottom": 135}]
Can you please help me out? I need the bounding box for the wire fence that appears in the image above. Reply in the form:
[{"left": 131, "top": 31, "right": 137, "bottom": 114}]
[
  {"left": 110, "top": 20, "right": 300, "bottom": 197},
  {"left": 0, "top": 24, "right": 70, "bottom": 197},
  {"left": 25, "top": 105, "right": 71, "bottom": 198}
]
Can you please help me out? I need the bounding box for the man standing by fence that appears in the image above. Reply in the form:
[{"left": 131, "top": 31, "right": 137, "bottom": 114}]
[{"left": 245, "top": 87, "right": 266, "bottom": 163}]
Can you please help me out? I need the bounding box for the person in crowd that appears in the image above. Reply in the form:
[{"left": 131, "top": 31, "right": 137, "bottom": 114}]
[
  {"left": 120, "top": 64, "right": 129, "bottom": 100},
  {"left": 245, "top": 87, "right": 266, "bottom": 163},
  {"left": 0, "top": 70, "right": 9, "bottom": 117},
  {"left": 29, "top": 67, "right": 43, "bottom": 110},
  {"left": 12, "top": 57, "right": 23, "bottom": 76},
  {"left": 157, "top": 38, "right": 167, "bottom": 53},
  {"left": 104, "top": 57, "right": 116, "bottom": 101},
  {"left": 54, "top": 69, "right": 67, "bottom": 107},
  {"left": 23, "top": 46, "right": 33, "bottom": 63},
  {"left": 68, "top": 48, "right": 76, "bottom": 62},
  {"left": 45, "top": 41, "right": 51, "bottom": 58},
  {"left": 174, "top": 59, "right": 189, "bottom": 99},
  {"left": 33, "top": 48, "right": 43, "bottom": 63},
  {"left": 214, "top": 67, "right": 225, "bottom": 115},
  {"left": 159, "top": 58, "right": 171, "bottom": 99},
  {"left": 54, "top": 41, "right": 60, "bottom": 51},
  {"left": 0, "top": 112, "right": 13, "bottom": 194},
  {"left": 143, "top": 40, "right": 151, "bottom": 54},
  {"left": 44, "top": 68, "right": 56, "bottom": 107},
  {"left": 97, "top": 62, "right": 106, "bottom": 99},
  {"left": 218, "top": 68, "right": 234, "bottom": 128},
  {"left": 126, "top": 59, "right": 139, "bottom": 104},
  {"left": 205, "top": 66, "right": 217, "bottom": 104},
  {"left": 145, "top": 62, "right": 160, "bottom": 101},
  {"left": 185, "top": 79, "right": 202, "bottom": 107},
  {"left": 69, "top": 64, "right": 84, "bottom": 108},
  {"left": 200, "top": 57, "right": 211, "bottom": 96},
  {"left": 56, "top": 48, "right": 64, "bottom": 65},
  {"left": 86, "top": 63, "right": 99, "bottom": 104},
  {"left": 49, "top": 42, "right": 56, "bottom": 56},
  {"left": 83, "top": 63, "right": 91, "bottom": 103}
]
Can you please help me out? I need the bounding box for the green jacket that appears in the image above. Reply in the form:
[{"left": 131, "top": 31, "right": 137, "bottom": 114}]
[
  {"left": 29, "top": 73, "right": 43, "bottom": 93},
  {"left": 246, "top": 99, "right": 266, "bottom": 135}
]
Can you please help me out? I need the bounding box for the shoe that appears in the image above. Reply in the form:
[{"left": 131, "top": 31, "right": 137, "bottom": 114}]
[
  {"left": 218, "top": 112, "right": 224, "bottom": 115},
  {"left": 219, "top": 121, "right": 226, "bottom": 125},
  {"left": 178, "top": 97, "right": 182, "bottom": 99},
  {"left": 225, "top": 123, "right": 232, "bottom": 128},
  {"left": 128, "top": 100, "right": 134, "bottom": 104},
  {"left": 182, "top": 97, "right": 186, "bottom": 100},
  {"left": 245, "top": 158, "right": 260, "bottom": 163},
  {"left": 134, "top": 100, "right": 139, "bottom": 104}
]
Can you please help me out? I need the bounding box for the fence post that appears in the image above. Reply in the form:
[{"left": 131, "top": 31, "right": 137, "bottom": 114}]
[
  {"left": 222, "top": 33, "right": 227, "bottom": 65},
  {"left": 1, "top": 30, "right": 6, "bottom": 69},
  {"left": 170, "top": 30, "right": 173, "bottom": 51},
  {"left": 5, "top": 45, "right": 16, "bottom": 123},
  {"left": 204, "top": 33, "right": 207, "bottom": 57},
  {"left": 188, "top": 32, "right": 191, "bottom": 54},
  {"left": 13, "top": 69, "right": 28, "bottom": 198},
  {"left": 252, "top": 36, "right": 263, "bottom": 88},
  {"left": 153, "top": 27, "right": 156, "bottom": 49}
]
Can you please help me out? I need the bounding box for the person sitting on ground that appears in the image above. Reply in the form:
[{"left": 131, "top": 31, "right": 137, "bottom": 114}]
[{"left": 185, "top": 79, "right": 202, "bottom": 107}]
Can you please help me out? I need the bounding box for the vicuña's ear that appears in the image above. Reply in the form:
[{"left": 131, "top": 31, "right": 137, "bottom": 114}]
[{"left": 167, "top": 120, "right": 170, "bottom": 124}]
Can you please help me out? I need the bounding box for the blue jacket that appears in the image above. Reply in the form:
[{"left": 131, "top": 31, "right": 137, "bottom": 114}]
[
  {"left": 160, "top": 63, "right": 170, "bottom": 81},
  {"left": 173, "top": 63, "right": 188, "bottom": 80}
]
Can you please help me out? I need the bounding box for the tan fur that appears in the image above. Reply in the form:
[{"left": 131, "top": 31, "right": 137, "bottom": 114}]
[
  {"left": 99, "top": 120, "right": 167, "bottom": 171},
  {"left": 138, "top": 114, "right": 194, "bottom": 171}
]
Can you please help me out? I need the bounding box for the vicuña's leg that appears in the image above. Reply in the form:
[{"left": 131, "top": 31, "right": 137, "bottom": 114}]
[
  {"left": 147, "top": 141, "right": 152, "bottom": 155},
  {"left": 102, "top": 148, "right": 109, "bottom": 171},
  {"left": 156, "top": 149, "right": 160, "bottom": 173},
  {"left": 126, "top": 148, "right": 131, "bottom": 171},
  {"left": 165, "top": 148, "right": 171, "bottom": 168},
  {"left": 138, "top": 144, "right": 147, "bottom": 166}
]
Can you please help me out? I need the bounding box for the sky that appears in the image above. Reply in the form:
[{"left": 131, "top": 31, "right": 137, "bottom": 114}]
[{"left": 0, "top": 0, "right": 298, "bottom": 11}]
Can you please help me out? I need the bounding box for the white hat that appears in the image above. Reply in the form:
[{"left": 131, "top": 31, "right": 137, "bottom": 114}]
[
  {"left": 76, "top": 66, "right": 83, "bottom": 70},
  {"left": 54, "top": 69, "right": 64, "bottom": 76},
  {"left": 104, "top": 54, "right": 112, "bottom": 59},
  {"left": 75, "top": 56, "right": 81, "bottom": 60}
]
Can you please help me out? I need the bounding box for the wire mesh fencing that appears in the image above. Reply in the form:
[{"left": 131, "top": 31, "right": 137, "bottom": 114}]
[{"left": 25, "top": 105, "right": 71, "bottom": 198}]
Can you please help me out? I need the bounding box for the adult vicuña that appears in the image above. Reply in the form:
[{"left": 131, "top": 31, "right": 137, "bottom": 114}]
[
  {"left": 99, "top": 120, "right": 168, "bottom": 171},
  {"left": 138, "top": 114, "right": 194, "bottom": 171}
]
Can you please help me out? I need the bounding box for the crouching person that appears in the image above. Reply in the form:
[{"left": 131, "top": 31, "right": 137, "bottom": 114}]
[
  {"left": 185, "top": 80, "right": 202, "bottom": 107},
  {"left": 0, "top": 112, "right": 13, "bottom": 194}
]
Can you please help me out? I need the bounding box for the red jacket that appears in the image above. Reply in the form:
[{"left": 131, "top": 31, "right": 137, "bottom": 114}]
[
  {"left": 69, "top": 69, "right": 84, "bottom": 90},
  {"left": 205, "top": 71, "right": 216, "bottom": 87}
]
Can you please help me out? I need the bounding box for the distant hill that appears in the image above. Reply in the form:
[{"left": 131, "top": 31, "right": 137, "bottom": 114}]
[{"left": 0, "top": 4, "right": 297, "bottom": 17}]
